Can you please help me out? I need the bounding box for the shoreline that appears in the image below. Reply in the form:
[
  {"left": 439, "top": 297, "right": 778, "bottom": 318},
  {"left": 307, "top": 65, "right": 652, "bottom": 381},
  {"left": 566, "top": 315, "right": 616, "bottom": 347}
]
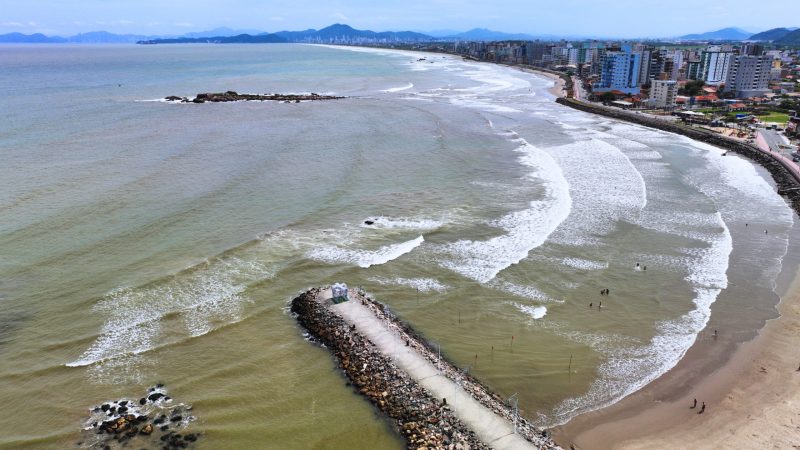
[
  {"left": 515, "top": 66, "right": 567, "bottom": 97},
  {"left": 327, "top": 44, "right": 800, "bottom": 448},
  {"left": 457, "top": 52, "right": 800, "bottom": 449},
  {"left": 547, "top": 90, "right": 800, "bottom": 448},
  {"left": 553, "top": 260, "right": 800, "bottom": 449}
]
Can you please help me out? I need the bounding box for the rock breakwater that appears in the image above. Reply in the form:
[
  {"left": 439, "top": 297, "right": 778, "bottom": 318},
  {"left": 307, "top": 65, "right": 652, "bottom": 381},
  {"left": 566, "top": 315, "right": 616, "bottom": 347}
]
[
  {"left": 556, "top": 97, "right": 800, "bottom": 214},
  {"left": 291, "top": 287, "right": 561, "bottom": 449},
  {"left": 164, "top": 91, "right": 345, "bottom": 103},
  {"left": 78, "top": 385, "right": 199, "bottom": 449}
]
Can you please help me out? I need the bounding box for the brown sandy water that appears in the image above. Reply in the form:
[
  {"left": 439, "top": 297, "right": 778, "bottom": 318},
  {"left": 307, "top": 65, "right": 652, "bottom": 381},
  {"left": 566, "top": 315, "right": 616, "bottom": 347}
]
[{"left": 0, "top": 44, "right": 795, "bottom": 448}]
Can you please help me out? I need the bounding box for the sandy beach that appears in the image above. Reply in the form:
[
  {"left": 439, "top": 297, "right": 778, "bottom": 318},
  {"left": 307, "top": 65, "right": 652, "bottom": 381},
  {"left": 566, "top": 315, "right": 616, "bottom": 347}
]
[
  {"left": 517, "top": 66, "right": 565, "bottom": 97},
  {"left": 554, "top": 262, "right": 800, "bottom": 449}
]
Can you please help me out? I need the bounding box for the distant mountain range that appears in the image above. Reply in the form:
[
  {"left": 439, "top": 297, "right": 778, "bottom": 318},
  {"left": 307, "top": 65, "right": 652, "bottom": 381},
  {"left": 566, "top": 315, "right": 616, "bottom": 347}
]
[
  {"left": 271, "top": 23, "right": 431, "bottom": 42},
  {"left": 679, "top": 27, "right": 752, "bottom": 41},
  {"left": 775, "top": 29, "right": 800, "bottom": 45},
  {"left": 2, "top": 23, "right": 800, "bottom": 44},
  {"left": 140, "top": 34, "right": 287, "bottom": 44},
  {"left": 0, "top": 23, "right": 434, "bottom": 44},
  {"left": 748, "top": 27, "right": 794, "bottom": 41},
  {"left": 440, "top": 28, "right": 535, "bottom": 41}
]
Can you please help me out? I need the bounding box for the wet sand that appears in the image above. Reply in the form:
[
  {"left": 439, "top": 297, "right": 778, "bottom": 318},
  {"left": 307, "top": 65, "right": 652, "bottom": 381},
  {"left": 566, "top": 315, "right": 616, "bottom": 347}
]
[
  {"left": 516, "top": 67, "right": 565, "bottom": 97},
  {"left": 554, "top": 264, "right": 800, "bottom": 449}
]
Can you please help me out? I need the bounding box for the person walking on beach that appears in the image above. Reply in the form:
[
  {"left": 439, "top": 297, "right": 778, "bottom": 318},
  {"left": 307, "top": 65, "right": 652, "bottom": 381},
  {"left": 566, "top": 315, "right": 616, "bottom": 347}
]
[
  {"left": 690, "top": 398, "right": 697, "bottom": 409},
  {"left": 698, "top": 402, "right": 705, "bottom": 414}
]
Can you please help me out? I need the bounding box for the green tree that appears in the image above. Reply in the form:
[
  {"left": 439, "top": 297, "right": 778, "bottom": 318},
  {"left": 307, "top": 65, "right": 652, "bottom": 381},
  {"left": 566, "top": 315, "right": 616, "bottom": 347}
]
[
  {"left": 679, "top": 80, "right": 705, "bottom": 96},
  {"left": 599, "top": 92, "right": 616, "bottom": 103}
]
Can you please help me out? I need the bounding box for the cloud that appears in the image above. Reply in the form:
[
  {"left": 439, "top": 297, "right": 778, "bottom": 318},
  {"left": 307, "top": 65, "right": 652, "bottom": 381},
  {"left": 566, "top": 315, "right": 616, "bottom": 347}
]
[
  {"left": 1, "top": 22, "right": 26, "bottom": 28},
  {"left": 270, "top": 16, "right": 285, "bottom": 22},
  {"left": 174, "top": 22, "right": 194, "bottom": 27},
  {"left": 95, "top": 19, "right": 134, "bottom": 26},
  {"left": 333, "top": 12, "right": 349, "bottom": 21}
]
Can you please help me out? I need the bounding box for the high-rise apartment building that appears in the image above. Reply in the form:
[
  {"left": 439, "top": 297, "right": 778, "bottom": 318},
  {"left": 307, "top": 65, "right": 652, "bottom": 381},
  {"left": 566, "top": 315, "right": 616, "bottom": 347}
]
[{"left": 724, "top": 55, "right": 772, "bottom": 98}]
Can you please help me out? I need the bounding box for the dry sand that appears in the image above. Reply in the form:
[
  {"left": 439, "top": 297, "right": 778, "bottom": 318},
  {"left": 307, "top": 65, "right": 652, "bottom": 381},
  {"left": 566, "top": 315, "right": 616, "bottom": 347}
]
[{"left": 554, "top": 268, "right": 800, "bottom": 449}]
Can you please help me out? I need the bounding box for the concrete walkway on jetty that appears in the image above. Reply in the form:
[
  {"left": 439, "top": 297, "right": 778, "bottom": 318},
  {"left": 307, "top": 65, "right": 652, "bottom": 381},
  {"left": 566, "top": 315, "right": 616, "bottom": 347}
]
[{"left": 320, "top": 288, "right": 540, "bottom": 450}]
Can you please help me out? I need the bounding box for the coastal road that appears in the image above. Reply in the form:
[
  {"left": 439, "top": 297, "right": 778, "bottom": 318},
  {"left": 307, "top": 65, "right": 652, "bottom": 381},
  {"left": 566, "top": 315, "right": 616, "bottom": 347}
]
[
  {"left": 758, "top": 129, "right": 793, "bottom": 156},
  {"left": 571, "top": 76, "right": 583, "bottom": 100},
  {"left": 754, "top": 129, "right": 800, "bottom": 181}
]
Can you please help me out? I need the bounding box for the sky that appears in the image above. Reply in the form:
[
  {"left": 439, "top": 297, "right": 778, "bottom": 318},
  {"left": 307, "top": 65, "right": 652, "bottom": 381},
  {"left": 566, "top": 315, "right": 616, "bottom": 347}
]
[{"left": 1, "top": 0, "right": 798, "bottom": 38}]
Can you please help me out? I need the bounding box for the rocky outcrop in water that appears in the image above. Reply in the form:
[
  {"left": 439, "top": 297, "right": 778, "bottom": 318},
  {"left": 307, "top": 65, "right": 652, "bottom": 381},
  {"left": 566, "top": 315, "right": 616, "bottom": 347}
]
[
  {"left": 78, "top": 385, "right": 199, "bottom": 449},
  {"left": 164, "top": 91, "right": 345, "bottom": 103},
  {"left": 291, "top": 287, "right": 561, "bottom": 449},
  {"left": 556, "top": 98, "right": 800, "bottom": 214}
]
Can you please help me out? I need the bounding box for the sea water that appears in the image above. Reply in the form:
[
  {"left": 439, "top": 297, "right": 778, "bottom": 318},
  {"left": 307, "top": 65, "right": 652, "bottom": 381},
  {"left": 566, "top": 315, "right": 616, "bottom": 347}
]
[{"left": 0, "top": 43, "right": 794, "bottom": 448}]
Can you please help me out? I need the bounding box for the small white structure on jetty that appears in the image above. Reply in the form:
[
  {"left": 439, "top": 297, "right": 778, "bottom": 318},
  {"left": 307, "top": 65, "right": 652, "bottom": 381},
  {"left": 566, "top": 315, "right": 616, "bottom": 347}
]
[{"left": 331, "top": 282, "right": 349, "bottom": 304}]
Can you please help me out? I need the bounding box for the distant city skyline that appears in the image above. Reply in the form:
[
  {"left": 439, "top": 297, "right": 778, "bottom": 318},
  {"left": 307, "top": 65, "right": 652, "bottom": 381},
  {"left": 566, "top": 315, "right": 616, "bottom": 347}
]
[{"left": 1, "top": 0, "right": 797, "bottom": 39}]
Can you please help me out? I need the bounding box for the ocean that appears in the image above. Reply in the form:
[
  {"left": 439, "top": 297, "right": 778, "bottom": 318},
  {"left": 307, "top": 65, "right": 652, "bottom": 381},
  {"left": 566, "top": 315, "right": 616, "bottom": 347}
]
[{"left": 0, "top": 43, "right": 795, "bottom": 448}]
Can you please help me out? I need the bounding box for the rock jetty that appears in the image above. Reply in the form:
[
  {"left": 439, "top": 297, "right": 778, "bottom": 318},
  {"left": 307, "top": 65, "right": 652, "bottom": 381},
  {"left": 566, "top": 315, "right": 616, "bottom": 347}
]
[
  {"left": 556, "top": 97, "right": 800, "bottom": 214},
  {"left": 291, "top": 287, "right": 561, "bottom": 450},
  {"left": 78, "top": 385, "right": 199, "bottom": 449},
  {"left": 164, "top": 91, "right": 345, "bottom": 103}
]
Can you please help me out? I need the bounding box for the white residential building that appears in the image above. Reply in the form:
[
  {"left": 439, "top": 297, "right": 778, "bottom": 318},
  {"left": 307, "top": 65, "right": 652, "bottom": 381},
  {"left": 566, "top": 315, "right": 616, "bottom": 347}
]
[
  {"left": 700, "top": 46, "right": 733, "bottom": 85},
  {"left": 724, "top": 55, "right": 772, "bottom": 98},
  {"left": 596, "top": 45, "right": 643, "bottom": 94},
  {"left": 649, "top": 80, "right": 678, "bottom": 108}
]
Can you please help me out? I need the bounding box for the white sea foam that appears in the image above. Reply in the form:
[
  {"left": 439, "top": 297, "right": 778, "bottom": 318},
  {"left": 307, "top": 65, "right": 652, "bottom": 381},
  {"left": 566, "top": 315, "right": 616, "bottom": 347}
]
[
  {"left": 490, "top": 280, "right": 562, "bottom": 303},
  {"left": 545, "top": 138, "right": 648, "bottom": 246},
  {"left": 361, "top": 216, "right": 444, "bottom": 230},
  {"left": 67, "top": 257, "right": 271, "bottom": 367},
  {"left": 511, "top": 302, "right": 547, "bottom": 320},
  {"left": 381, "top": 83, "right": 414, "bottom": 93},
  {"left": 561, "top": 257, "right": 609, "bottom": 271},
  {"left": 439, "top": 139, "right": 572, "bottom": 283},
  {"left": 308, "top": 235, "right": 424, "bottom": 268},
  {"left": 449, "top": 96, "right": 522, "bottom": 113},
  {"left": 543, "top": 212, "right": 733, "bottom": 427},
  {"left": 368, "top": 276, "right": 449, "bottom": 292},
  {"left": 692, "top": 139, "right": 795, "bottom": 207}
]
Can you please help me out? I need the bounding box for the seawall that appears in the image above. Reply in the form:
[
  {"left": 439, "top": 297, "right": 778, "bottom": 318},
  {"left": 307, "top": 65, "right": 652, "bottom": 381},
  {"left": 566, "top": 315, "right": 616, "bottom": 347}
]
[
  {"left": 291, "top": 287, "right": 561, "bottom": 449},
  {"left": 556, "top": 97, "right": 800, "bottom": 214}
]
